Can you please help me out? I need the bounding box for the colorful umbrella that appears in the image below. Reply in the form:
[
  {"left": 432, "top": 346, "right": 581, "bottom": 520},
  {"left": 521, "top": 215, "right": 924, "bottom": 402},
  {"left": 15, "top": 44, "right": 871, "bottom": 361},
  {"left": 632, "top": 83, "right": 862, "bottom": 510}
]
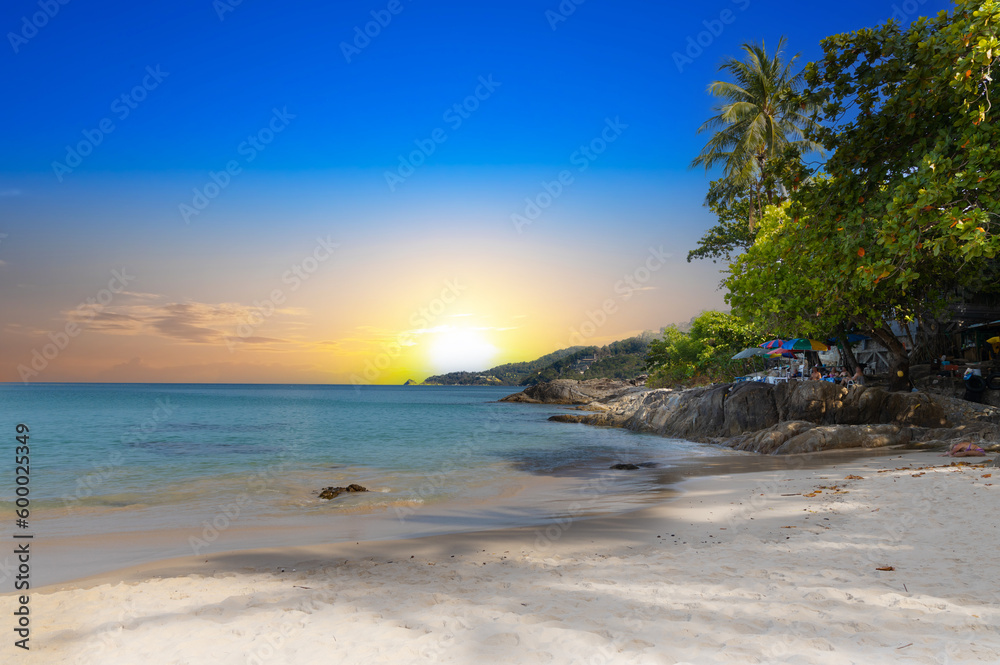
[
  {"left": 768, "top": 349, "right": 798, "bottom": 358},
  {"left": 760, "top": 339, "right": 786, "bottom": 349},
  {"left": 732, "top": 347, "right": 771, "bottom": 360},
  {"left": 781, "top": 338, "right": 830, "bottom": 351}
]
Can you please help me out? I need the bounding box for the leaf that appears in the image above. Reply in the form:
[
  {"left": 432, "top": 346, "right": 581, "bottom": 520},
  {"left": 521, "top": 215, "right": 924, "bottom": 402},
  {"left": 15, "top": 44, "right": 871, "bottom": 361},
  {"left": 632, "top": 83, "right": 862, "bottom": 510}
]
[
  {"left": 858, "top": 248, "right": 866, "bottom": 257},
  {"left": 875, "top": 566, "right": 895, "bottom": 571}
]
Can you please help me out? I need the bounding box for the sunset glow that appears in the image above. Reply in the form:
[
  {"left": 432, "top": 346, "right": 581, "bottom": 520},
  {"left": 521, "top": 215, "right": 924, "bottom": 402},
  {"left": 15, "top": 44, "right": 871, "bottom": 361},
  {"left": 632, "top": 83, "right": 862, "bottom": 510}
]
[{"left": 0, "top": 1, "right": 945, "bottom": 384}]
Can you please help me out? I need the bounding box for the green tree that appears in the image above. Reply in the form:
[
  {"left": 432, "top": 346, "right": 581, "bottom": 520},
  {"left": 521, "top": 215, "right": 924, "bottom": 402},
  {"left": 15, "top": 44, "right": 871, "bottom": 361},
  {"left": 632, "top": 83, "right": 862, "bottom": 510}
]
[
  {"left": 646, "top": 311, "right": 767, "bottom": 386},
  {"left": 686, "top": 180, "right": 758, "bottom": 263},
  {"left": 726, "top": 0, "right": 1000, "bottom": 391},
  {"left": 691, "top": 37, "right": 822, "bottom": 232}
]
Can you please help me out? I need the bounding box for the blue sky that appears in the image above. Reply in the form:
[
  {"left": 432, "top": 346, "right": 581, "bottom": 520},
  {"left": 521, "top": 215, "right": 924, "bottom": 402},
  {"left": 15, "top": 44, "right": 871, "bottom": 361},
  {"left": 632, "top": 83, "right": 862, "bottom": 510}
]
[{"left": 0, "top": 0, "right": 955, "bottom": 382}]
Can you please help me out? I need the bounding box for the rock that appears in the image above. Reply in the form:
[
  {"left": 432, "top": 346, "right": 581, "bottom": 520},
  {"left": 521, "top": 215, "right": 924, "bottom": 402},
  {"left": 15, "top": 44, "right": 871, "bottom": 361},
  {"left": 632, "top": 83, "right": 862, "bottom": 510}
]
[
  {"left": 548, "top": 414, "right": 587, "bottom": 424},
  {"left": 521, "top": 377, "right": 966, "bottom": 455},
  {"left": 403, "top": 379, "right": 418, "bottom": 386},
  {"left": 725, "top": 421, "right": 818, "bottom": 454},
  {"left": 609, "top": 463, "right": 640, "bottom": 470},
  {"left": 500, "top": 378, "right": 644, "bottom": 405},
  {"left": 772, "top": 424, "right": 913, "bottom": 454},
  {"left": 991, "top": 456, "right": 1000, "bottom": 467},
  {"left": 318, "top": 484, "right": 368, "bottom": 500}
]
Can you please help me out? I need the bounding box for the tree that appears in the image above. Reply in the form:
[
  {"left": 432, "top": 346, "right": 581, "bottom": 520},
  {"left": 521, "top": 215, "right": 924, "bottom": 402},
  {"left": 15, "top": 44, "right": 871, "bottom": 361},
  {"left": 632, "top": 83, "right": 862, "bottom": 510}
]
[
  {"left": 646, "top": 311, "right": 768, "bottom": 385},
  {"left": 691, "top": 37, "right": 822, "bottom": 233},
  {"left": 726, "top": 0, "right": 1000, "bottom": 390},
  {"left": 686, "top": 180, "right": 758, "bottom": 263}
]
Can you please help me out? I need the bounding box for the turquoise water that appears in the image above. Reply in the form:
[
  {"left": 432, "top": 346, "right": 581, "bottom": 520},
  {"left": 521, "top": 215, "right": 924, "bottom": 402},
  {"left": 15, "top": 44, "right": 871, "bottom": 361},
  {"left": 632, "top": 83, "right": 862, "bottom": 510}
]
[{"left": 1, "top": 384, "right": 730, "bottom": 538}]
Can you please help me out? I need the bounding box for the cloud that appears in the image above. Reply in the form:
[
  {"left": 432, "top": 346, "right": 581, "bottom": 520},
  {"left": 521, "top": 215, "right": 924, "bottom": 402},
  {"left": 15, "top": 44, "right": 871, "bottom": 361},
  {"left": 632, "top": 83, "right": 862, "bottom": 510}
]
[
  {"left": 67, "top": 297, "right": 303, "bottom": 345},
  {"left": 85, "top": 311, "right": 144, "bottom": 332},
  {"left": 0, "top": 189, "right": 21, "bottom": 197},
  {"left": 149, "top": 302, "right": 229, "bottom": 343}
]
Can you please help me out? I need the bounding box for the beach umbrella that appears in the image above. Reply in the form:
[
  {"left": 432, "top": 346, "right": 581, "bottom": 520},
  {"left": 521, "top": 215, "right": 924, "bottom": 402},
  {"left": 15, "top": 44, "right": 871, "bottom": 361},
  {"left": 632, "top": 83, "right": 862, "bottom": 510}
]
[
  {"left": 732, "top": 347, "right": 771, "bottom": 360},
  {"left": 767, "top": 349, "right": 798, "bottom": 358},
  {"left": 781, "top": 338, "right": 829, "bottom": 351},
  {"left": 760, "top": 339, "right": 785, "bottom": 349}
]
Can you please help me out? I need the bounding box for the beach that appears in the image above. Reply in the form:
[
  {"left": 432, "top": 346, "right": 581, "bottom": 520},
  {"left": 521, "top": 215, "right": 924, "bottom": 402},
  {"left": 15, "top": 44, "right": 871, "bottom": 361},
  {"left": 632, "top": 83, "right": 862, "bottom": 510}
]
[{"left": 8, "top": 450, "right": 998, "bottom": 665}]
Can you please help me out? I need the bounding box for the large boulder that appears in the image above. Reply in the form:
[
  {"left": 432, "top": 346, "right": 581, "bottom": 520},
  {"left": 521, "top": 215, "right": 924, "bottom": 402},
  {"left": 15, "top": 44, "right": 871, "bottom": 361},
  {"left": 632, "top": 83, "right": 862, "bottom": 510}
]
[
  {"left": 500, "top": 378, "right": 641, "bottom": 405},
  {"left": 623, "top": 385, "right": 730, "bottom": 440},
  {"left": 725, "top": 421, "right": 818, "bottom": 454},
  {"left": 523, "top": 377, "right": 956, "bottom": 455},
  {"left": 773, "top": 424, "right": 913, "bottom": 454},
  {"left": 722, "top": 381, "right": 779, "bottom": 435}
]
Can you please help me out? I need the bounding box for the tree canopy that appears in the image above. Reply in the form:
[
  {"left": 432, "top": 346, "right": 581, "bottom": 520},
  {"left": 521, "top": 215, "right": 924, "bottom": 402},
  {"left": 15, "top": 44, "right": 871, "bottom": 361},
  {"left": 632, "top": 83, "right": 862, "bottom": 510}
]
[
  {"left": 646, "top": 311, "right": 769, "bottom": 386},
  {"left": 723, "top": 0, "right": 1000, "bottom": 389},
  {"left": 691, "top": 37, "right": 822, "bottom": 232}
]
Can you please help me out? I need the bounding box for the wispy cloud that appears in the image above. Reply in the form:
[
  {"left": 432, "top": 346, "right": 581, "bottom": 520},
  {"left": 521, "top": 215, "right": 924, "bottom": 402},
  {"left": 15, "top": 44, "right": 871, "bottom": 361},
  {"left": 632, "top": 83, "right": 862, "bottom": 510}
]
[
  {"left": 0, "top": 189, "right": 21, "bottom": 197},
  {"left": 67, "top": 296, "right": 300, "bottom": 346}
]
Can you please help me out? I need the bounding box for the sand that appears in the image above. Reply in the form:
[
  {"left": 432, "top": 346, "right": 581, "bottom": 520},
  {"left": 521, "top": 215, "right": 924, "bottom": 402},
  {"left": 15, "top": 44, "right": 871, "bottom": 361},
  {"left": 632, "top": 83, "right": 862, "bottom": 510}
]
[{"left": 5, "top": 451, "right": 999, "bottom": 664}]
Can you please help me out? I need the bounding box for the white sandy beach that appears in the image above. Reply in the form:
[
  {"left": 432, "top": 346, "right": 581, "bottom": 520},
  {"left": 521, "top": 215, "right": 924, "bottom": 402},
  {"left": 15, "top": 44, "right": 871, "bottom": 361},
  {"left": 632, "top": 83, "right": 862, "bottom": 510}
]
[{"left": 8, "top": 451, "right": 999, "bottom": 665}]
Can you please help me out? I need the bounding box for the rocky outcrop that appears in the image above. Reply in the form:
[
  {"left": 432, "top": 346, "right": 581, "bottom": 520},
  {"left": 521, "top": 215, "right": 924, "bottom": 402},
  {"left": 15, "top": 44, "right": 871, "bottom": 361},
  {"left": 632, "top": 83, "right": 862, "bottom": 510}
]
[
  {"left": 626, "top": 381, "right": 946, "bottom": 441},
  {"left": 727, "top": 422, "right": 914, "bottom": 455},
  {"left": 500, "top": 378, "right": 645, "bottom": 405},
  {"left": 521, "top": 378, "right": 969, "bottom": 455}
]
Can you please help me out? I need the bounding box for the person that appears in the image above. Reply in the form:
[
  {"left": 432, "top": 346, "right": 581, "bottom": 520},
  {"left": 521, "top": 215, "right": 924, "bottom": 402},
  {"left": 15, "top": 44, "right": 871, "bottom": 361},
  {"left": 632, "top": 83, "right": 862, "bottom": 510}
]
[
  {"left": 852, "top": 365, "right": 865, "bottom": 385},
  {"left": 942, "top": 441, "right": 986, "bottom": 457},
  {"left": 810, "top": 366, "right": 822, "bottom": 381}
]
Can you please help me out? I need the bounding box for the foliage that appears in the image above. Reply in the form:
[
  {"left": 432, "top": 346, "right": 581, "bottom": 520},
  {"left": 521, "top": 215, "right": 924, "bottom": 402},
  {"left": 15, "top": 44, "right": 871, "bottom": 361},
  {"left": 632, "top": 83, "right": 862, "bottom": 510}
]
[
  {"left": 423, "top": 347, "right": 583, "bottom": 385},
  {"left": 725, "top": 1, "right": 1000, "bottom": 389},
  {"left": 645, "top": 311, "right": 768, "bottom": 386},
  {"left": 691, "top": 37, "right": 823, "bottom": 232},
  {"left": 686, "top": 180, "right": 759, "bottom": 263},
  {"left": 422, "top": 336, "right": 654, "bottom": 386},
  {"left": 522, "top": 336, "right": 652, "bottom": 385}
]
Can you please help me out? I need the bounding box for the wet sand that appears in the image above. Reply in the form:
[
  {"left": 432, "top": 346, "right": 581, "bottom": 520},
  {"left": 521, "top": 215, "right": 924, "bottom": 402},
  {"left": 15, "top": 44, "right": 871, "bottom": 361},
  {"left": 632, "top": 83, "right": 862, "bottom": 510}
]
[{"left": 7, "top": 450, "right": 998, "bottom": 664}]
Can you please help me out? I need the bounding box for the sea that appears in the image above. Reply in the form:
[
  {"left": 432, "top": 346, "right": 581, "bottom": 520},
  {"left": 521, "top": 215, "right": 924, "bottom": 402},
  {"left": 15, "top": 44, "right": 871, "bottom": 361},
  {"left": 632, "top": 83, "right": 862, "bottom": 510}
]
[{"left": 1, "top": 383, "right": 747, "bottom": 583}]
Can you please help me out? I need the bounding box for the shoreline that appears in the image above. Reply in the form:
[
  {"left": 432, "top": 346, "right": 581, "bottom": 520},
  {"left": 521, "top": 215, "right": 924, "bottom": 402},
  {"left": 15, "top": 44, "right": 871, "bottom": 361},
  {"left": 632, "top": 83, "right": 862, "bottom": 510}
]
[
  {"left": 11, "top": 449, "right": 999, "bottom": 664},
  {"left": 26, "top": 445, "right": 913, "bottom": 589}
]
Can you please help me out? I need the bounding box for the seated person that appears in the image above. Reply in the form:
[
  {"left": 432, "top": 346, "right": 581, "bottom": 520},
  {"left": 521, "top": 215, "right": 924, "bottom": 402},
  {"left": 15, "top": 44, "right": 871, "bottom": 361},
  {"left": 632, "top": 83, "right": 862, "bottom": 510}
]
[
  {"left": 941, "top": 441, "right": 986, "bottom": 457},
  {"left": 851, "top": 366, "right": 866, "bottom": 385},
  {"left": 810, "top": 366, "right": 822, "bottom": 381}
]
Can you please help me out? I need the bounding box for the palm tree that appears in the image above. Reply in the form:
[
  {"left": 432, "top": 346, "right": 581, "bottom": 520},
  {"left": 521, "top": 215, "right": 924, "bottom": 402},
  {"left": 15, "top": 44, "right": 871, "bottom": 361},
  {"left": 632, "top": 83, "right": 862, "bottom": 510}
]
[{"left": 691, "top": 37, "right": 822, "bottom": 230}]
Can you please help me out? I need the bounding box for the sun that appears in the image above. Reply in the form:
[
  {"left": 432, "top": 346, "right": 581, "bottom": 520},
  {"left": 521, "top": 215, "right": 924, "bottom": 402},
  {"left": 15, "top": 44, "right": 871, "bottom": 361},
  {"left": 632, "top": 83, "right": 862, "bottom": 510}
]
[{"left": 428, "top": 328, "right": 499, "bottom": 373}]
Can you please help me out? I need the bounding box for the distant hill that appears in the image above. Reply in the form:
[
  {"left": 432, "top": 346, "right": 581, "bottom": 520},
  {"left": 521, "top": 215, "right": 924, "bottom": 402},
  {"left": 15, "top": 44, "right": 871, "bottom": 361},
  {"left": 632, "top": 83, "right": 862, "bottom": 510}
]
[{"left": 422, "top": 333, "right": 656, "bottom": 386}]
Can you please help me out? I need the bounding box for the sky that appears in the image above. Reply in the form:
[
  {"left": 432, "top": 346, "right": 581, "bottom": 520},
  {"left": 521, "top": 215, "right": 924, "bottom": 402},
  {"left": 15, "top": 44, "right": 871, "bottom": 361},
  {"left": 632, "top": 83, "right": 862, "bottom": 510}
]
[{"left": 0, "top": 0, "right": 954, "bottom": 384}]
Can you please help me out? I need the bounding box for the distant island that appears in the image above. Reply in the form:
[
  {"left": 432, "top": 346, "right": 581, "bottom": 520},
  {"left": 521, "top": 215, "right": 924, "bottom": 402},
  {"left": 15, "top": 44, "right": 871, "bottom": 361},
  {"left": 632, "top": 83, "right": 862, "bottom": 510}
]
[{"left": 420, "top": 332, "right": 657, "bottom": 386}]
